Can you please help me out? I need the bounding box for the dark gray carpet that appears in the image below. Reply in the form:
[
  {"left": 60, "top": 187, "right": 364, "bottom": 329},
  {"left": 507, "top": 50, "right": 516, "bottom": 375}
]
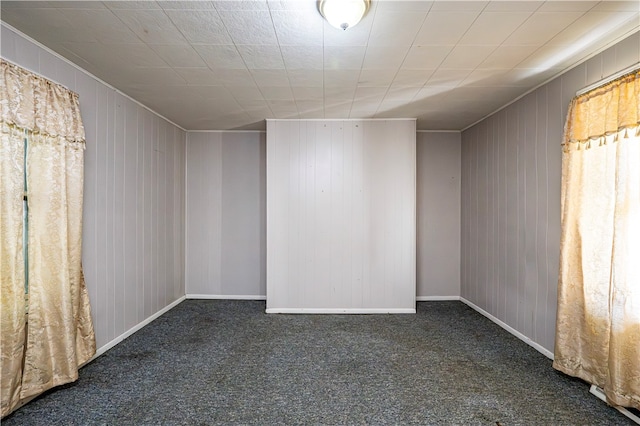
[{"left": 3, "top": 300, "right": 634, "bottom": 425}]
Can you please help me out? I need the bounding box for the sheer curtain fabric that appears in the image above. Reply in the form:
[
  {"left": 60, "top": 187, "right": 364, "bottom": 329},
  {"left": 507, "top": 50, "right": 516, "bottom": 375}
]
[{"left": 554, "top": 70, "right": 640, "bottom": 410}]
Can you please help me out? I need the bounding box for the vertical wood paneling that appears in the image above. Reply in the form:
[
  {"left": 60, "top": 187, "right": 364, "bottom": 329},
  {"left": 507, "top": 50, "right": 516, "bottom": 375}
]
[
  {"left": 460, "top": 32, "right": 640, "bottom": 354},
  {"left": 220, "top": 132, "right": 266, "bottom": 296},
  {"left": 416, "top": 132, "right": 461, "bottom": 298},
  {"left": 266, "top": 119, "right": 416, "bottom": 312},
  {"left": 185, "top": 131, "right": 265, "bottom": 298},
  {"left": 1, "top": 25, "right": 187, "bottom": 353}
]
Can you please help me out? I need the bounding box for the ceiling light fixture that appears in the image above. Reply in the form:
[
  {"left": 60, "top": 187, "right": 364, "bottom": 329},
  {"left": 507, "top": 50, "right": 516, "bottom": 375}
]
[{"left": 319, "top": 0, "right": 370, "bottom": 31}]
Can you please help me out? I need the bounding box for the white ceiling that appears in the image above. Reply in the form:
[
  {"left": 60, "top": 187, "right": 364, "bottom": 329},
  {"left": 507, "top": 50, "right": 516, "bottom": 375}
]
[{"left": 2, "top": 0, "right": 639, "bottom": 130}]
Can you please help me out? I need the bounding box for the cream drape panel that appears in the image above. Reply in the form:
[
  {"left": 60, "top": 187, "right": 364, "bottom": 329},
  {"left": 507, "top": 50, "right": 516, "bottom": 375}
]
[
  {"left": 0, "top": 124, "right": 27, "bottom": 418},
  {"left": 0, "top": 59, "right": 96, "bottom": 418},
  {"left": 554, "top": 70, "right": 640, "bottom": 410}
]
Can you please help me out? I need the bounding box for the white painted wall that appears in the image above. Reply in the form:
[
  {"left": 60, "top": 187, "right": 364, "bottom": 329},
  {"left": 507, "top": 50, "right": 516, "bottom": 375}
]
[
  {"left": 266, "top": 119, "right": 416, "bottom": 313},
  {"left": 460, "top": 32, "right": 640, "bottom": 354},
  {"left": 416, "top": 132, "right": 461, "bottom": 299},
  {"left": 184, "top": 129, "right": 460, "bottom": 302},
  {"left": 1, "top": 24, "right": 187, "bottom": 352},
  {"left": 185, "top": 131, "right": 266, "bottom": 298}
]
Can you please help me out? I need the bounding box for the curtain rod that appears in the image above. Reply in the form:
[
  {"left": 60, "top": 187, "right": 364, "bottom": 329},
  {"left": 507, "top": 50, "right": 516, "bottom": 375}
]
[{"left": 576, "top": 62, "right": 640, "bottom": 96}]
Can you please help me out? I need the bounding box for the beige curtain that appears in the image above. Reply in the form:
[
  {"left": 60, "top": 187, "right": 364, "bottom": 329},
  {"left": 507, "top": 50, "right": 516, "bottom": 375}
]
[
  {"left": 0, "top": 59, "right": 96, "bottom": 417},
  {"left": 554, "top": 69, "right": 640, "bottom": 410}
]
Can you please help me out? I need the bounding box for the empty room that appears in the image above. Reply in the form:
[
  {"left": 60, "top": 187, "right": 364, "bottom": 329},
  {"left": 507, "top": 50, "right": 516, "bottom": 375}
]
[{"left": 1, "top": 0, "right": 639, "bottom": 424}]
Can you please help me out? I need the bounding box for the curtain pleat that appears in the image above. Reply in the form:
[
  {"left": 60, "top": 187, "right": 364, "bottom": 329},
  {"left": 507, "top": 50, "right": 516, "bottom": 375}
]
[{"left": 554, "top": 68, "right": 640, "bottom": 410}]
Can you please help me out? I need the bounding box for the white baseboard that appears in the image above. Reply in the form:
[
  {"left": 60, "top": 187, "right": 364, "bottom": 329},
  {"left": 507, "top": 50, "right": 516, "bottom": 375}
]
[
  {"left": 265, "top": 308, "right": 416, "bottom": 314},
  {"left": 590, "top": 385, "right": 640, "bottom": 424},
  {"left": 87, "top": 295, "right": 187, "bottom": 363},
  {"left": 186, "top": 294, "right": 266, "bottom": 300},
  {"left": 460, "top": 297, "right": 554, "bottom": 360},
  {"left": 416, "top": 296, "right": 461, "bottom": 301}
]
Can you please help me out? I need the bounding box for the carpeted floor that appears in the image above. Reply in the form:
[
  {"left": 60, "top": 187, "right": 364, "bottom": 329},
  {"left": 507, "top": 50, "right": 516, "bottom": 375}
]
[{"left": 3, "top": 300, "right": 634, "bottom": 425}]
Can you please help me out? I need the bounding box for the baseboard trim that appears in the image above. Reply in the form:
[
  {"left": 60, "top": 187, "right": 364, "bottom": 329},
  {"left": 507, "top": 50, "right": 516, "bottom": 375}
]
[
  {"left": 460, "top": 297, "right": 554, "bottom": 360},
  {"left": 265, "top": 308, "right": 416, "bottom": 314},
  {"left": 88, "top": 295, "right": 187, "bottom": 363},
  {"left": 590, "top": 385, "right": 640, "bottom": 424},
  {"left": 186, "top": 294, "right": 267, "bottom": 300},
  {"left": 416, "top": 296, "right": 461, "bottom": 301}
]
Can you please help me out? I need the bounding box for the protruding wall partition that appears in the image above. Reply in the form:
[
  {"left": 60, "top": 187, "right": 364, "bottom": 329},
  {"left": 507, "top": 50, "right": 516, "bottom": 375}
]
[{"left": 266, "top": 119, "right": 417, "bottom": 313}]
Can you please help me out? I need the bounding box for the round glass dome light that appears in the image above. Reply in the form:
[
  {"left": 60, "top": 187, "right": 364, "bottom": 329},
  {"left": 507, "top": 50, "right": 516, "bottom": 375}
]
[{"left": 319, "top": 0, "right": 370, "bottom": 31}]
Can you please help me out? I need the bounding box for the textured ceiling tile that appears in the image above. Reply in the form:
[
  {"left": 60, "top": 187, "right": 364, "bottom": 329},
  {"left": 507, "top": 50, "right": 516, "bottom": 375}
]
[
  {"left": 228, "top": 86, "right": 266, "bottom": 100},
  {"left": 281, "top": 46, "right": 323, "bottom": 70},
  {"left": 324, "top": 105, "right": 352, "bottom": 118},
  {"left": 325, "top": 87, "right": 356, "bottom": 100},
  {"left": 431, "top": 1, "right": 488, "bottom": 11},
  {"left": 54, "top": 1, "right": 108, "bottom": 9},
  {"left": 548, "top": 11, "right": 638, "bottom": 46},
  {"left": 504, "top": 12, "right": 584, "bottom": 45},
  {"left": 1, "top": 1, "right": 53, "bottom": 8},
  {"left": 292, "top": 86, "right": 324, "bottom": 100},
  {"left": 458, "top": 12, "right": 534, "bottom": 45},
  {"left": 377, "top": 99, "right": 410, "bottom": 114},
  {"left": 105, "top": 2, "right": 162, "bottom": 10},
  {"left": 296, "top": 100, "right": 324, "bottom": 114},
  {"left": 439, "top": 45, "right": 498, "bottom": 69},
  {"left": 323, "top": 46, "right": 366, "bottom": 70},
  {"left": 174, "top": 67, "right": 223, "bottom": 85},
  {"left": 150, "top": 44, "right": 207, "bottom": 67},
  {"left": 252, "top": 69, "right": 291, "bottom": 86},
  {"left": 484, "top": 1, "right": 543, "bottom": 12},
  {"left": 62, "top": 9, "right": 141, "bottom": 44},
  {"left": 159, "top": 1, "right": 217, "bottom": 10},
  {"left": 392, "top": 69, "right": 434, "bottom": 87},
  {"left": 354, "top": 86, "right": 388, "bottom": 101},
  {"left": 414, "top": 86, "right": 455, "bottom": 101},
  {"left": 62, "top": 41, "right": 168, "bottom": 68},
  {"left": 384, "top": 86, "right": 422, "bottom": 101},
  {"left": 217, "top": 10, "right": 278, "bottom": 45},
  {"left": 212, "top": 69, "right": 256, "bottom": 87},
  {"left": 113, "top": 9, "right": 188, "bottom": 44},
  {"left": 287, "top": 69, "right": 323, "bottom": 87},
  {"left": 414, "top": 11, "right": 480, "bottom": 45},
  {"left": 362, "top": 45, "right": 410, "bottom": 69},
  {"left": 376, "top": 1, "right": 434, "bottom": 12},
  {"left": 165, "top": 10, "right": 232, "bottom": 44},
  {"left": 537, "top": 1, "right": 599, "bottom": 12},
  {"left": 213, "top": 0, "right": 269, "bottom": 11},
  {"left": 193, "top": 45, "right": 246, "bottom": 69},
  {"left": 3, "top": 0, "right": 637, "bottom": 130},
  {"left": 236, "top": 99, "right": 268, "bottom": 110},
  {"left": 460, "top": 68, "right": 511, "bottom": 87},
  {"left": 402, "top": 45, "right": 452, "bottom": 69},
  {"left": 1, "top": 8, "right": 87, "bottom": 43},
  {"left": 323, "top": 69, "right": 360, "bottom": 87},
  {"left": 358, "top": 69, "right": 396, "bottom": 86},
  {"left": 109, "top": 67, "right": 187, "bottom": 87},
  {"left": 271, "top": 10, "right": 323, "bottom": 45},
  {"left": 591, "top": 1, "right": 640, "bottom": 11},
  {"left": 238, "top": 45, "right": 285, "bottom": 69},
  {"left": 351, "top": 96, "right": 381, "bottom": 111},
  {"left": 323, "top": 19, "right": 373, "bottom": 46},
  {"left": 427, "top": 69, "right": 473, "bottom": 86},
  {"left": 477, "top": 45, "right": 540, "bottom": 69},
  {"left": 267, "top": 99, "right": 298, "bottom": 113},
  {"left": 267, "top": 0, "right": 317, "bottom": 11},
  {"left": 260, "top": 86, "right": 294, "bottom": 100},
  {"left": 368, "top": 11, "right": 427, "bottom": 46}
]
